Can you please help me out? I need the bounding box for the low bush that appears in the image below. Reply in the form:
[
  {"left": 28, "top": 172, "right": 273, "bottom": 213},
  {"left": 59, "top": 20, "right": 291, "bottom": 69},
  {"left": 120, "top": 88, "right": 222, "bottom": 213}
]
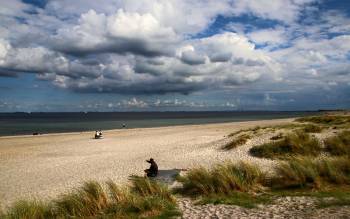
[{"left": 249, "top": 131, "right": 321, "bottom": 159}]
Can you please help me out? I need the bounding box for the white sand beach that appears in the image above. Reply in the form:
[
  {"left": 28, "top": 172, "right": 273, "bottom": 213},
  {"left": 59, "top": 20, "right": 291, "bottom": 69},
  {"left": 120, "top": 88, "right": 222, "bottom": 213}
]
[{"left": 0, "top": 119, "right": 293, "bottom": 206}]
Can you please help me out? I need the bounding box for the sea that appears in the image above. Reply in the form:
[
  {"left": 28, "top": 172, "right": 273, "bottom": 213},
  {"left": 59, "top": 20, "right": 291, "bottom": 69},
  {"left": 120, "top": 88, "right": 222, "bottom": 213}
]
[{"left": 0, "top": 111, "right": 319, "bottom": 136}]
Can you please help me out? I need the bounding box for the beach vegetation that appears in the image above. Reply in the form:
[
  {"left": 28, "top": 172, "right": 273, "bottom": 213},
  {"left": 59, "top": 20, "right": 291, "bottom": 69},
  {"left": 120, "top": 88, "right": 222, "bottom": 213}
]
[
  {"left": 270, "top": 133, "right": 284, "bottom": 140},
  {"left": 175, "top": 162, "right": 266, "bottom": 197},
  {"left": 222, "top": 134, "right": 250, "bottom": 150},
  {"left": 324, "top": 131, "right": 350, "bottom": 156},
  {"left": 196, "top": 192, "right": 272, "bottom": 208},
  {"left": 249, "top": 131, "right": 321, "bottom": 159},
  {"left": 3, "top": 178, "right": 180, "bottom": 219},
  {"left": 301, "top": 124, "right": 323, "bottom": 133},
  {"left": 3, "top": 200, "right": 53, "bottom": 219},
  {"left": 271, "top": 157, "right": 350, "bottom": 189},
  {"left": 295, "top": 115, "right": 350, "bottom": 126}
]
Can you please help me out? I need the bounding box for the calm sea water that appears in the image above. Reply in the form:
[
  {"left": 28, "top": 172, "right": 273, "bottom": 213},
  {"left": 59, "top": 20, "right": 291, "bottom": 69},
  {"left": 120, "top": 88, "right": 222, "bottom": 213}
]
[{"left": 0, "top": 111, "right": 319, "bottom": 136}]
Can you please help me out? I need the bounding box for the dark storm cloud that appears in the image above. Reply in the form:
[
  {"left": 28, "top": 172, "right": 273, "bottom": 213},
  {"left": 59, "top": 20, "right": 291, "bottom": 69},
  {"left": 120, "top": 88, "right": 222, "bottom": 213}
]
[
  {"left": 53, "top": 37, "right": 174, "bottom": 58},
  {"left": 69, "top": 77, "right": 208, "bottom": 95},
  {"left": 0, "top": 68, "right": 19, "bottom": 77}
]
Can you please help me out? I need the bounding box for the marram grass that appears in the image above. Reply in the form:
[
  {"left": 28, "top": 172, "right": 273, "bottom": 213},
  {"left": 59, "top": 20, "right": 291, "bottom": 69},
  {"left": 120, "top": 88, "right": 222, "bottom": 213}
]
[
  {"left": 3, "top": 178, "right": 180, "bottom": 219},
  {"left": 249, "top": 131, "right": 321, "bottom": 159},
  {"left": 222, "top": 134, "right": 250, "bottom": 150},
  {"left": 175, "top": 161, "right": 266, "bottom": 196},
  {"left": 271, "top": 156, "right": 350, "bottom": 189}
]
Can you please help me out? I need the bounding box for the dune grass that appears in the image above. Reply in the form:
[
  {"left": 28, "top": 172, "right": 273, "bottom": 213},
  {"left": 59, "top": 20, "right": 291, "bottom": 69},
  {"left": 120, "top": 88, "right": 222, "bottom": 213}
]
[
  {"left": 3, "top": 178, "right": 180, "bottom": 219},
  {"left": 296, "top": 115, "right": 350, "bottom": 126},
  {"left": 301, "top": 124, "right": 323, "bottom": 133},
  {"left": 270, "top": 133, "right": 284, "bottom": 140},
  {"left": 271, "top": 157, "right": 350, "bottom": 189},
  {"left": 176, "top": 162, "right": 266, "bottom": 197},
  {"left": 249, "top": 131, "right": 321, "bottom": 159},
  {"left": 222, "top": 134, "right": 250, "bottom": 150},
  {"left": 324, "top": 131, "right": 350, "bottom": 156},
  {"left": 3, "top": 200, "right": 53, "bottom": 219}
]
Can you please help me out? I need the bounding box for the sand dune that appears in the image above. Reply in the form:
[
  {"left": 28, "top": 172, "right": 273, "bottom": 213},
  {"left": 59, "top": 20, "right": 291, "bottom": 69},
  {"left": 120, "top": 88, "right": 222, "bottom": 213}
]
[{"left": 0, "top": 119, "right": 292, "bottom": 206}]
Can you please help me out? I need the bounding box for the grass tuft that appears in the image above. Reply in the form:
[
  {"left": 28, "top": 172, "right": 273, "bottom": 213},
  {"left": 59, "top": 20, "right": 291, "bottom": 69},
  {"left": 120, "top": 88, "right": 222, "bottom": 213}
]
[
  {"left": 4, "top": 178, "right": 180, "bottom": 219},
  {"left": 249, "top": 131, "right": 321, "bottom": 159},
  {"left": 54, "top": 181, "right": 108, "bottom": 218},
  {"left": 4, "top": 200, "right": 53, "bottom": 219},
  {"left": 222, "top": 134, "right": 250, "bottom": 150},
  {"left": 324, "top": 131, "right": 350, "bottom": 156},
  {"left": 129, "top": 176, "right": 175, "bottom": 203},
  {"left": 301, "top": 124, "right": 323, "bottom": 133},
  {"left": 272, "top": 157, "right": 350, "bottom": 189},
  {"left": 176, "top": 162, "right": 266, "bottom": 197}
]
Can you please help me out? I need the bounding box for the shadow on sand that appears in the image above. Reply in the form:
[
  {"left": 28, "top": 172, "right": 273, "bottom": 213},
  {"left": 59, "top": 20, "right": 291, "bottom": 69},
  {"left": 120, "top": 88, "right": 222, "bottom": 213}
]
[{"left": 154, "top": 169, "right": 184, "bottom": 185}]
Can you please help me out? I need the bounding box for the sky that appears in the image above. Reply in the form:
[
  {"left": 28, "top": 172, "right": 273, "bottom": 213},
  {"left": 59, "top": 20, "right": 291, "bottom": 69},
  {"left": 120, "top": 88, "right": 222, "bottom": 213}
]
[{"left": 0, "top": 0, "right": 349, "bottom": 112}]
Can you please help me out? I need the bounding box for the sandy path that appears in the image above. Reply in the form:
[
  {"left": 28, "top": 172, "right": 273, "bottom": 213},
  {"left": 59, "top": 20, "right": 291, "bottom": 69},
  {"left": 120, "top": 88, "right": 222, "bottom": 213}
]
[{"left": 0, "top": 119, "right": 292, "bottom": 206}]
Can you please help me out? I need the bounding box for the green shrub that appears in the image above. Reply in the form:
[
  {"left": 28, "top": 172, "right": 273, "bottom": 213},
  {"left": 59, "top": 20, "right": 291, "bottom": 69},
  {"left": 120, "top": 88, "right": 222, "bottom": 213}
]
[
  {"left": 176, "top": 162, "right": 265, "bottom": 197},
  {"left": 324, "top": 131, "right": 350, "bottom": 156},
  {"left": 249, "top": 131, "right": 321, "bottom": 159},
  {"left": 222, "top": 134, "right": 250, "bottom": 150}
]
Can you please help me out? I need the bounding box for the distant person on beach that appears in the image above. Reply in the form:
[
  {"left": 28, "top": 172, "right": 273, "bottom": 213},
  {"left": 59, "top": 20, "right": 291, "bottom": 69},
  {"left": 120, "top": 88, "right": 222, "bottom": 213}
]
[
  {"left": 95, "top": 130, "right": 103, "bottom": 139},
  {"left": 144, "top": 158, "right": 158, "bottom": 177}
]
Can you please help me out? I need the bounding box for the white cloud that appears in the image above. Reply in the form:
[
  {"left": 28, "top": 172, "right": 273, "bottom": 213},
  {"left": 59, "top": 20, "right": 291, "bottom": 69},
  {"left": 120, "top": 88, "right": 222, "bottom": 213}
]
[
  {"left": 231, "top": 0, "right": 316, "bottom": 24},
  {"left": 248, "top": 27, "right": 287, "bottom": 45},
  {"left": 52, "top": 9, "right": 178, "bottom": 56}
]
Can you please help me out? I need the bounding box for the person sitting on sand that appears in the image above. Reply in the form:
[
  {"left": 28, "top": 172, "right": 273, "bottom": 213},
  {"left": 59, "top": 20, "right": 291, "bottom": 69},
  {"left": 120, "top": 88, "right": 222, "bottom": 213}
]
[{"left": 144, "top": 158, "right": 158, "bottom": 177}]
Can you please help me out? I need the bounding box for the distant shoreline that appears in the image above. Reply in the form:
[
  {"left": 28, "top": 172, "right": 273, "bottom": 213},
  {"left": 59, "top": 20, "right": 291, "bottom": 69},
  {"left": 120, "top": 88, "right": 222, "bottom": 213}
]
[{"left": 0, "top": 117, "right": 296, "bottom": 139}]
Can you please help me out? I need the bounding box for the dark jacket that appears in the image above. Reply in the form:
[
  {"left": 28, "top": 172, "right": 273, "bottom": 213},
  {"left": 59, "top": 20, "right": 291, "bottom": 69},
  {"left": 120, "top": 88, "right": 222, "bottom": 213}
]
[{"left": 147, "top": 160, "right": 158, "bottom": 175}]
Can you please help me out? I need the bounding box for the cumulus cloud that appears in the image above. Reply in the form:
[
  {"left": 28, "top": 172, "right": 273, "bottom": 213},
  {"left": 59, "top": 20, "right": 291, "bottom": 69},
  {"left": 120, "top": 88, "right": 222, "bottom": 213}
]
[
  {"left": 248, "top": 27, "right": 287, "bottom": 46},
  {"left": 231, "top": 0, "right": 317, "bottom": 24},
  {"left": 52, "top": 9, "right": 178, "bottom": 57},
  {"left": 0, "top": 0, "right": 350, "bottom": 110}
]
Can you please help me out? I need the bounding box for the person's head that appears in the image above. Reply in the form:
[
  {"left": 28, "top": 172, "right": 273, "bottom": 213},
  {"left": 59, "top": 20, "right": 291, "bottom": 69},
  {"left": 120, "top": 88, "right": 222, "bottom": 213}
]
[{"left": 149, "top": 158, "right": 154, "bottom": 162}]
